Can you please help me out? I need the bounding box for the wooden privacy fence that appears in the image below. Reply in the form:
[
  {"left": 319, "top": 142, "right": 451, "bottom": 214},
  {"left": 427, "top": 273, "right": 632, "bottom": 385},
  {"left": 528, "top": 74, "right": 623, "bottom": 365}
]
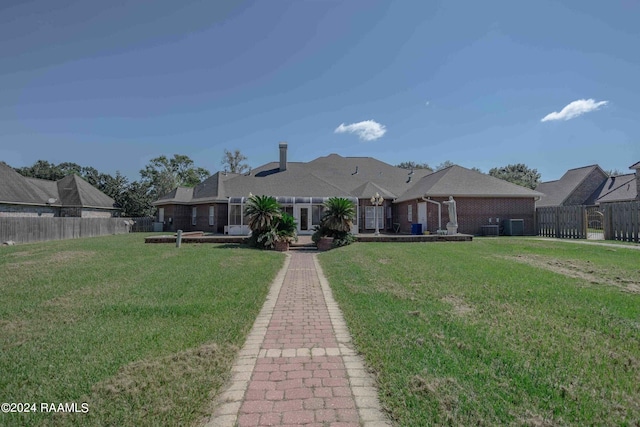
[
  {"left": 603, "top": 201, "right": 640, "bottom": 243},
  {"left": 537, "top": 202, "right": 640, "bottom": 243},
  {"left": 0, "top": 217, "right": 133, "bottom": 244},
  {"left": 536, "top": 206, "right": 586, "bottom": 239}
]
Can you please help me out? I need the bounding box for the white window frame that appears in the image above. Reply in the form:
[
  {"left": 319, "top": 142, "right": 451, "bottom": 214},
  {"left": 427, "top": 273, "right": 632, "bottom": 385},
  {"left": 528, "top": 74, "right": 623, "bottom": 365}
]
[
  {"left": 208, "top": 206, "right": 215, "bottom": 226},
  {"left": 407, "top": 205, "right": 412, "bottom": 222},
  {"left": 192, "top": 207, "right": 197, "bottom": 226}
]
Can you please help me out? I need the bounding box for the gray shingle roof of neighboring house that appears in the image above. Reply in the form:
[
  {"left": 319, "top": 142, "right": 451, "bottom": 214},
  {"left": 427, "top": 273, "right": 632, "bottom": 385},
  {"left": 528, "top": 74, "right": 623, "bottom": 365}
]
[
  {"left": 0, "top": 162, "right": 118, "bottom": 210},
  {"left": 57, "top": 174, "right": 118, "bottom": 209},
  {"left": 394, "top": 165, "right": 543, "bottom": 203},
  {"left": 0, "top": 162, "right": 57, "bottom": 205},
  {"left": 535, "top": 165, "right": 604, "bottom": 207},
  {"left": 595, "top": 173, "right": 637, "bottom": 203}
]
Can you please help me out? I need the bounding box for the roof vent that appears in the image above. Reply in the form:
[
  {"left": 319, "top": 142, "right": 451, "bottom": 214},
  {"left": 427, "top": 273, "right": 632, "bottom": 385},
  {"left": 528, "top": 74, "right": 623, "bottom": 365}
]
[
  {"left": 406, "top": 176, "right": 412, "bottom": 183},
  {"left": 351, "top": 166, "right": 359, "bottom": 175}
]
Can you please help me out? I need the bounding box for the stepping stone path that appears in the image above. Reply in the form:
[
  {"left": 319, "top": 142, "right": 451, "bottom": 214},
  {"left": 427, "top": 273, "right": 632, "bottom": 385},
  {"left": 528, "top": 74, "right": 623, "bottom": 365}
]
[{"left": 204, "top": 252, "right": 391, "bottom": 427}]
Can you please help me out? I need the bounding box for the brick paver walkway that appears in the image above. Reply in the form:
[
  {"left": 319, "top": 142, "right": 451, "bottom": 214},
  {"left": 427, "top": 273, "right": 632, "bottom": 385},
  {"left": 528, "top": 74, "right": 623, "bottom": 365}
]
[{"left": 204, "top": 252, "right": 390, "bottom": 427}]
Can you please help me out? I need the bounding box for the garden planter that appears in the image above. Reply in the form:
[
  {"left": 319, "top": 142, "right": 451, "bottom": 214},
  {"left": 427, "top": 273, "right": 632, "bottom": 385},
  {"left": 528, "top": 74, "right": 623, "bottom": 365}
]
[
  {"left": 316, "top": 237, "right": 334, "bottom": 251},
  {"left": 274, "top": 240, "right": 289, "bottom": 252}
]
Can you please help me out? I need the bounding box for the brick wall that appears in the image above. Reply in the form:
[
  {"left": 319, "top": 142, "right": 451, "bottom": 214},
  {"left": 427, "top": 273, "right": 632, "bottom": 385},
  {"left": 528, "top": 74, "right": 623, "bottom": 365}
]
[
  {"left": 160, "top": 205, "right": 192, "bottom": 232},
  {"left": 394, "top": 197, "right": 536, "bottom": 235},
  {"left": 0, "top": 204, "right": 57, "bottom": 217},
  {"left": 564, "top": 168, "right": 608, "bottom": 205}
]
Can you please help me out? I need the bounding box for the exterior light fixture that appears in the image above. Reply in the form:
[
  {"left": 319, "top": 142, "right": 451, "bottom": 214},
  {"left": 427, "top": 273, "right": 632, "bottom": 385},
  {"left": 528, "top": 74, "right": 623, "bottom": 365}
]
[{"left": 370, "top": 192, "right": 384, "bottom": 236}]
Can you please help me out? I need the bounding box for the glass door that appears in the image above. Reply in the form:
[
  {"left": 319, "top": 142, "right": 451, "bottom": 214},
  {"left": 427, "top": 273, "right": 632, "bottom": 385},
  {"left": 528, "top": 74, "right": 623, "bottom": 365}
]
[{"left": 300, "top": 207, "right": 309, "bottom": 231}]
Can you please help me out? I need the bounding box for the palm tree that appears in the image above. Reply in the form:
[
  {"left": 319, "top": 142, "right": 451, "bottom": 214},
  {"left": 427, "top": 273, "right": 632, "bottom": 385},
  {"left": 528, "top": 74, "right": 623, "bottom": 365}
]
[
  {"left": 244, "top": 195, "right": 281, "bottom": 233},
  {"left": 321, "top": 197, "right": 356, "bottom": 233}
]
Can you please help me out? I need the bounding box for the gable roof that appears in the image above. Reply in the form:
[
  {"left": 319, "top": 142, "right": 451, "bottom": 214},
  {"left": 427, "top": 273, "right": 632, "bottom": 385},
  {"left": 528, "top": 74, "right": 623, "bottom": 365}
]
[
  {"left": 57, "top": 175, "right": 118, "bottom": 208},
  {"left": 153, "top": 154, "right": 427, "bottom": 205},
  {"left": 535, "top": 165, "right": 605, "bottom": 207},
  {"left": 0, "top": 162, "right": 117, "bottom": 210},
  {"left": 0, "top": 162, "right": 56, "bottom": 206},
  {"left": 595, "top": 173, "right": 637, "bottom": 204},
  {"left": 394, "top": 165, "right": 542, "bottom": 203},
  {"left": 153, "top": 153, "right": 543, "bottom": 206}
]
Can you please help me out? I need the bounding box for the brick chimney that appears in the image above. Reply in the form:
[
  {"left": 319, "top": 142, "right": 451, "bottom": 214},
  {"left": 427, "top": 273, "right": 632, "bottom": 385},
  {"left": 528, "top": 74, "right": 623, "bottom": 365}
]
[{"left": 279, "top": 142, "right": 288, "bottom": 172}]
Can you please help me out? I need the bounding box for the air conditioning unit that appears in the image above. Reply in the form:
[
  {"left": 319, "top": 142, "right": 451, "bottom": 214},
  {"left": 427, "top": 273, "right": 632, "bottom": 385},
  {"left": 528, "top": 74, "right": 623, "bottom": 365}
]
[{"left": 502, "top": 219, "right": 524, "bottom": 236}]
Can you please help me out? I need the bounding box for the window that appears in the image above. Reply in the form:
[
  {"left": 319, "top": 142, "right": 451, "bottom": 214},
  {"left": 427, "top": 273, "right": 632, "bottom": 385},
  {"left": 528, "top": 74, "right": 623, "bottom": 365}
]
[
  {"left": 407, "top": 205, "right": 412, "bottom": 222},
  {"left": 365, "top": 206, "right": 384, "bottom": 229},
  {"left": 158, "top": 208, "right": 165, "bottom": 223},
  {"left": 229, "top": 205, "right": 243, "bottom": 225},
  {"left": 192, "top": 207, "right": 197, "bottom": 226},
  {"left": 312, "top": 205, "right": 324, "bottom": 226},
  {"left": 282, "top": 206, "right": 294, "bottom": 216},
  {"left": 208, "top": 206, "right": 215, "bottom": 226}
]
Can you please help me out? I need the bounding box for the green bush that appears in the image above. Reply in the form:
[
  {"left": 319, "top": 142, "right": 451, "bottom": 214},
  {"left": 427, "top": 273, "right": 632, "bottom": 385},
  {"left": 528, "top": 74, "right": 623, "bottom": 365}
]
[{"left": 313, "top": 197, "right": 356, "bottom": 248}]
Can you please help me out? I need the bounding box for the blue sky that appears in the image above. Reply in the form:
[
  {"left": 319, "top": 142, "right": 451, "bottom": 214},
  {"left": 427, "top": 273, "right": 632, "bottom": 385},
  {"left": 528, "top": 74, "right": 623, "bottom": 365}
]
[{"left": 1, "top": 0, "right": 639, "bottom": 183}]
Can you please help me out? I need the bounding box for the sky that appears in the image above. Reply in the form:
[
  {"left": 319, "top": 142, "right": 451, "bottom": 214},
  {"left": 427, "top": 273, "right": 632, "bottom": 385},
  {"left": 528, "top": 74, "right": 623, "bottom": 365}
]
[{"left": 1, "top": 0, "right": 639, "bottom": 183}]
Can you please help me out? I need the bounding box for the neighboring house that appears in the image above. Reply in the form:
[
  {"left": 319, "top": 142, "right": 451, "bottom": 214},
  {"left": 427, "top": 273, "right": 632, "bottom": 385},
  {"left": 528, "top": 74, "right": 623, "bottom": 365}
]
[
  {"left": 153, "top": 143, "right": 542, "bottom": 235},
  {"left": 536, "top": 162, "right": 639, "bottom": 207},
  {"left": 535, "top": 165, "right": 608, "bottom": 207},
  {"left": 0, "top": 162, "right": 120, "bottom": 218}
]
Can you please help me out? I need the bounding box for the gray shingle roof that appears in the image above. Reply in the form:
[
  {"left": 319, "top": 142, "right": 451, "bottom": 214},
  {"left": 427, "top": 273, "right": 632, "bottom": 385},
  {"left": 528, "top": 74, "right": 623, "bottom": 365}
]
[
  {"left": 535, "top": 165, "right": 604, "bottom": 207},
  {"left": 595, "top": 174, "right": 637, "bottom": 203},
  {"left": 153, "top": 154, "right": 541, "bottom": 206},
  {"left": 0, "top": 162, "right": 55, "bottom": 205},
  {"left": 394, "top": 165, "right": 542, "bottom": 203},
  {"left": 57, "top": 175, "right": 118, "bottom": 209},
  {"left": 0, "top": 162, "right": 117, "bottom": 210}
]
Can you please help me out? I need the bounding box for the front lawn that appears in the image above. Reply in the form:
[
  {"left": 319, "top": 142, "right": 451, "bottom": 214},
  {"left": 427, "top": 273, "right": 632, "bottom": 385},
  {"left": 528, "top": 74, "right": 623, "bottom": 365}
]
[
  {"left": 319, "top": 239, "right": 640, "bottom": 426},
  {"left": 0, "top": 234, "right": 283, "bottom": 426}
]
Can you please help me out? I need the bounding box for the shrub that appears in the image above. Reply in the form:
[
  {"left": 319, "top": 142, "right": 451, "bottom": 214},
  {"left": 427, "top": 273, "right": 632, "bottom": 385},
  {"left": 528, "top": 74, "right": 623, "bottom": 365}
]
[{"left": 314, "top": 198, "right": 356, "bottom": 248}]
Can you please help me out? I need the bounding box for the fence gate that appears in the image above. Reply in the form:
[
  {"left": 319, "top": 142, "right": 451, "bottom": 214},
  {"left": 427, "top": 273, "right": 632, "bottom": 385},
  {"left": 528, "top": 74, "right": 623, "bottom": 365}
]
[{"left": 586, "top": 206, "right": 604, "bottom": 240}]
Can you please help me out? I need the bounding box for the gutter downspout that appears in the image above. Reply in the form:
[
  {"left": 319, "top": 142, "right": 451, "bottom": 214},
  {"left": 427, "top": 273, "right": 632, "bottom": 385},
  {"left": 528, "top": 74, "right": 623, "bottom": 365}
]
[{"left": 422, "top": 195, "right": 442, "bottom": 232}]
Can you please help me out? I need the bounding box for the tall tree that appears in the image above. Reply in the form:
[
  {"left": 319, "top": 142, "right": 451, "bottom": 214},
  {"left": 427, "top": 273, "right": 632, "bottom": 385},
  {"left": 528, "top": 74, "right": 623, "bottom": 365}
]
[
  {"left": 16, "top": 160, "right": 66, "bottom": 180},
  {"left": 121, "top": 181, "right": 155, "bottom": 217},
  {"left": 396, "top": 161, "right": 433, "bottom": 172},
  {"left": 140, "top": 154, "right": 210, "bottom": 200},
  {"left": 488, "top": 163, "right": 541, "bottom": 189},
  {"left": 221, "top": 149, "right": 250, "bottom": 173}
]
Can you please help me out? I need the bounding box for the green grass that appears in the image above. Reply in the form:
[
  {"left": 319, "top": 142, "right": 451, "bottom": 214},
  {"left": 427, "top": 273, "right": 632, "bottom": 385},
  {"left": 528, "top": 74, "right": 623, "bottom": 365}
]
[
  {"left": 0, "top": 234, "right": 284, "bottom": 426},
  {"left": 319, "top": 238, "right": 640, "bottom": 426}
]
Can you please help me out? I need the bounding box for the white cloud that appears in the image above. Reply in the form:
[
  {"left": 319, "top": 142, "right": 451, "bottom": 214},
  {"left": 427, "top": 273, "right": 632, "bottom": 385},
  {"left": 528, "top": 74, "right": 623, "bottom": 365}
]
[
  {"left": 541, "top": 98, "right": 608, "bottom": 122},
  {"left": 334, "top": 120, "right": 386, "bottom": 141}
]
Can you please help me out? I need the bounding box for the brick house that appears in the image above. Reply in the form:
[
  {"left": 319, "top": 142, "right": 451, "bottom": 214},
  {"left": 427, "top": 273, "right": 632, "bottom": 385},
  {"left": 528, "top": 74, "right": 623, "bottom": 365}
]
[
  {"left": 153, "top": 144, "right": 542, "bottom": 235},
  {"left": 536, "top": 163, "right": 639, "bottom": 207},
  {"left": 0, "top": 162, "right": 120, "bottom": 218}
]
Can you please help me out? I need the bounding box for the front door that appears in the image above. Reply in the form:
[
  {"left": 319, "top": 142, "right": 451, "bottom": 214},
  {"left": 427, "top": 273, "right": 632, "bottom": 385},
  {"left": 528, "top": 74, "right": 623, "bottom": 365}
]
[
  {"left": 297, "top": 206, "right": 310, "bottom": 233},
  {"left": 418, "top": 202, "right": 427, "bottom": 232}
]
